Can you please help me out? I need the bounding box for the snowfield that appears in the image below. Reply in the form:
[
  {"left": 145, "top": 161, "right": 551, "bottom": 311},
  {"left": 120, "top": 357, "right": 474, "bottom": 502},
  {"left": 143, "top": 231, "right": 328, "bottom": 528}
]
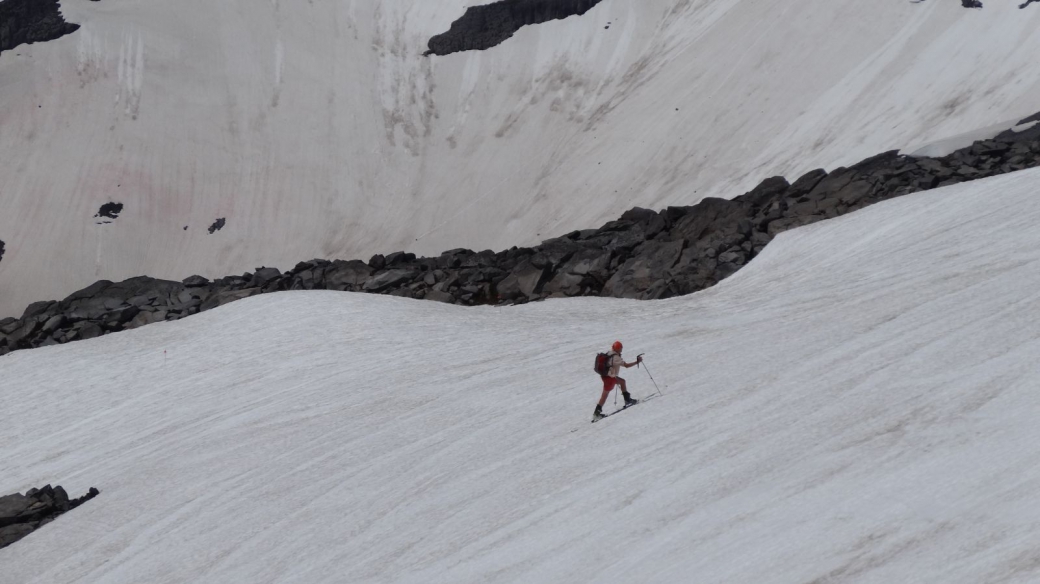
[
  {"left": 3, "top": 169, "right": 1040, "bottom": 583},
  {"left": 2, "top": 0, "right": 1040, "bottom": 315}
]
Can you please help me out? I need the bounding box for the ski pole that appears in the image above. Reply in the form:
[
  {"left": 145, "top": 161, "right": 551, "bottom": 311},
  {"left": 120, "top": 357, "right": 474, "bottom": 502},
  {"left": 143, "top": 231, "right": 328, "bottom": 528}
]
[{"left": 642, "top": 359, "right": 662, "bottom": 396}]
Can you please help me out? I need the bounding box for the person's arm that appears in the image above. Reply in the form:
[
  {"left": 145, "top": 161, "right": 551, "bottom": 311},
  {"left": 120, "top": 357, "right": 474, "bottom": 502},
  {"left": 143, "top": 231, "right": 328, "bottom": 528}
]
[{"left": 623, "top": 355, "right": 643, "bottom": 368}]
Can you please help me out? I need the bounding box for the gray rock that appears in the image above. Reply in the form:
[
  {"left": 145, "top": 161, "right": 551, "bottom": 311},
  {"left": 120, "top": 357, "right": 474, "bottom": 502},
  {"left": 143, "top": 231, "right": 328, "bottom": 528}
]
[
  {"left": 182, "top": 275, "right": 210, "bottom": 287},
  {"left": 0, "top": 494, "right": 31, "bottom": 527},
  {"left": 251, "top": 267, "right": 283, "bottom": 288},
  {"left": 806, "top": 169, "right": 854, "bottom": 201},
  {"left": 736, "top": 176, "right": 790, "bottom": 209},
  {"left": 496, "top": 261, "right": 549, "bottom": 300},
  {"left": 21, "top": 300, "right": 56, "bottom": 320},
  {"left": 0, "top": 318, "right": 21, "bottom": 335},
  {"left": 425, "top": 290, "right": 455, "bottom": 303},
  {"left": 786, "top": 169, "right": 828, "bottom": 199},
  {"left": 385, "top": 251, "right": 416, "bottom": 266},
  {"left": 362, "top": 269, "right": 420, "bottom": 293},
  {"left": 325, "top": 260, "right": 373, "bottom": 291},
  {"left": 63, "top": 280, "right": 113, "bottom": 303},
  {"left": 543, "top": 271, "right": 584, "bottom": 296},
  {"left": 602, "top": 239, "right": 684, "bottom": 298},
  {"left": 200, "top": 288, "right": 261, "bottom": 311},
  {"left": 41, "top": 315, "right": 65, "bottom": 334},
  {"left": 76, "top": 323, "right": 104, "bottom": 341},
  {"left": 0, "top": 523, "right": 35, "bottom": 549}
]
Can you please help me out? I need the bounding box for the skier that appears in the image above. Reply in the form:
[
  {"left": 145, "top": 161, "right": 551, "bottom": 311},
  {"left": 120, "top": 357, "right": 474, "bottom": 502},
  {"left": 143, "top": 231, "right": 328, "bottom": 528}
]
[{"left": 593, "top": 341, "right": 642, "bottom": 421}]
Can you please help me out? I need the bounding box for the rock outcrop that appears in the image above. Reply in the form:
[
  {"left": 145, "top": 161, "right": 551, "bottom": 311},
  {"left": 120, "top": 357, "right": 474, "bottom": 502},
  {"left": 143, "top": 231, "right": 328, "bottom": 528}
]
[
  {"left": 3, "top": 117, "right": 1040, "bottom": 357},
  {"left": 0, "top": 0, "right": 79, "bottom": 55},
  {"left": 0, "top": 485, "right": 99, "bottom": 549},
  {"left": 426, "top": 0, "right": 604, "bottom": 56}
]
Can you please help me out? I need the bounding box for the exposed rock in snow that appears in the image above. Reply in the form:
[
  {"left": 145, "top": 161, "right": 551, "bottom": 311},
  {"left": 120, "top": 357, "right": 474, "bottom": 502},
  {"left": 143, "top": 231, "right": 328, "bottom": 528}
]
[
  {"left": 0, "top": 0, "right": 79, "bottom": 55},
  {"left": 3, "top": 124, "right": 1040, "bottom": 356},
  {"left": 0, "top": 485, "right": 99, "bottom": 550},
  {"left": 426, "top": 0, "right": 604, "bottom": 56}
]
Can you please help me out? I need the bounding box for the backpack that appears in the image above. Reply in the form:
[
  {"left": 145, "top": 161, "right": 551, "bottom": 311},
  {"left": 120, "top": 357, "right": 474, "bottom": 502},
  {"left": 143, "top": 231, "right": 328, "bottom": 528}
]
[{"left": 593, "top": 352, "right": 611, "bottom": 376}]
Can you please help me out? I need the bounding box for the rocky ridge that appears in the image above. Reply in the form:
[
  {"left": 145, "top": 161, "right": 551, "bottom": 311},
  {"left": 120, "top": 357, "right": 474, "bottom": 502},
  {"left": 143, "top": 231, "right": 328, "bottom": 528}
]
[
  {"left": 0, "top": 485, "right": 100, "bottom": 549},
  {"left": 2, "top": 116, "right": 1039, "bottom": 357},
  {"left": 0, "top": 0, "right": 79, "bottom": 55},
  {"left": 426, "top": 0, "right": 604, "bottom": 56}
]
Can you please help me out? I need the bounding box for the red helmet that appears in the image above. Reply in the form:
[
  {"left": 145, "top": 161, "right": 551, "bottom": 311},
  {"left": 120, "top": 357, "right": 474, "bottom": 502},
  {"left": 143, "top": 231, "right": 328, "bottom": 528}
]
[{"left": 612, "top": 341, "right": 623, "bottom": 352}]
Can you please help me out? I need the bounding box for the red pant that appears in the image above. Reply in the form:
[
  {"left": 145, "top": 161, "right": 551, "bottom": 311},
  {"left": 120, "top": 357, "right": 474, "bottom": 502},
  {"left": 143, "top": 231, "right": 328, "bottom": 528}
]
[{"left": 601, "top": 376, "right": 618, "bottom": 392}]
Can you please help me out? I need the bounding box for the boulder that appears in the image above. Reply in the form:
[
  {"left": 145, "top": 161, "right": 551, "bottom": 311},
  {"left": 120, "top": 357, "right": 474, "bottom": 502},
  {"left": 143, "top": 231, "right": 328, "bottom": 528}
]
[
  {"left": 385, "top": 251, "right": 416, "bottom": 266},
  {"left": 21, "top": 300, "right": 56, "bottom": 320},
  {"left": 496, "top": 261, "right": 549, "bottom": 300},
  {"left": 669, "top": 198, "right": 747, "bottom": 244},
  {"left": 250, "top": 267, "right": 283, "bottom": 288},
  {"left": 786, "top": 169, "right": 828, "bottom": 199},
  {"left": 735, "top": 176, "right": 790, "bottom": 209},
  {"left": 0, "top": 494, "right": 32, "bottom": 527},
  {"left": 325, "top": 260, "right": 374, "bottom": 291},
  {"left": 0, "top": 524, "right": 34, "bottom": 549},
  {"left": 368, "top": 254, "right": 386, "bottom": 270},
  {"left": 362, "top": 269, "right": 420, "bottom": 293},
  {"left": 62, "top": 280, "right": 113, "bottom": 303},
  {"left": 76, "top": 322, "right": 104, "bottom": 341},
  {"left": 199, "top": 288, "right": 261, "bottom": 312},
  {"left": 424, "top": 290, "right": 455, "bottom": 303},
  {"left": 806, "top": 168, "right": 854, "bottom": 201},
  {"left": 182, "top": 275, "right": 210, "bottom": 287},
  {"left": 601, "top": 239, "right": 684, "bottom": 298},
  {"left": 542, "top": 271, "right": 584, "bottom": 297}
]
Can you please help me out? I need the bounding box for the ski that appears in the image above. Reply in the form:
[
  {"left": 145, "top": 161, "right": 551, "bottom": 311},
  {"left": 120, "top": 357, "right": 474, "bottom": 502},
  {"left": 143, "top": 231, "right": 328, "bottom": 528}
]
[{"left": 591, "top": 393, "right": 660, "bottom": 423}]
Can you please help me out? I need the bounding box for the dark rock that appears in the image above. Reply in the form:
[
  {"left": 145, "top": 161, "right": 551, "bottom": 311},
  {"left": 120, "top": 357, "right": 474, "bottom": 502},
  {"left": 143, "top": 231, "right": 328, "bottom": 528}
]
[
  {"left": 602, "top": 239, "right": 684, "bottom": 298},
  {"left": 362, "top": 268, "right": 420, "bottom": 293},
  {"left": 806, "top": 168, "right": 854, "bottom": 201},
  {"left": 182, "top": 275, "right": 210, "bottom": 287},
  {"left": 325, "top": 260, "right": 374, "bottom": 291},
  {"left": 0, "top": 318, "right": 17, "bottom": 335},
  {"left": 63, "top": 280, "right": 113, "bottom": 303},
  {"left": 0, "top": 524, "right": 35, "bottom": 548},
  {"left": 425, "top": 290, "right": 455, "bottom": 303},
  {"left": 426, "top": 0, "right": 605, "bottom": 56},
  {"left": 0, "top": 494, "right": 32, "bottom": 527},
  {"left": 669, "top": 198, "right": 747, "bottom": 244},
  {"left": 385, "top": 251, "right": 416, "bottom": 266},
  {"left": 250, "top": 267, "right": 282, "bottom": 288},
  {"left": 21, "top": 300, "right": 56, "bottom": 320},
  {"left": 40, "top": 314, "right": 65, "bottom": 334},
  {"left": 767, "top": 215, "right": 824, "bottom": 236},
  {"left": 94, "top": 203, "right": 124, "bottom": 220},
  {"left": 496, "top": 260, "right": 549, "bottom": 300},
  {"left": 543, "top": 271, "right": 585, "bottom": 297},
  {"left": 207, "top": 218, "right": 226, "bottom": 234},
  {"left": 786, "top": 169, "right": 828, "bottom": 199},
  {"left": 735, "top": 176, "right": 789, "bottom": 209},
  {"left": 0, "top": 0, "right": 80, "bottom": 55},
  {"left": 199, "top": 288, "right": 260, "bottom": 311},
  {"left": 76, "top": 322, "right": 104, "bottom": 340},
  {"left": 368, "top": 254, "right": 386, "bottom": 270}
]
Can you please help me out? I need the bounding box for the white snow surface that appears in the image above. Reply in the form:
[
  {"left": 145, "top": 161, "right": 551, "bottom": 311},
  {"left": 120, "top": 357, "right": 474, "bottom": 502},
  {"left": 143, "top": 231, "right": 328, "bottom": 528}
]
[
  {"left": 4, "top": 170, "right": 1040, "bottom": 583},
  {"left": 2, "top": 0, "right": 1040, "bottom": 315}
]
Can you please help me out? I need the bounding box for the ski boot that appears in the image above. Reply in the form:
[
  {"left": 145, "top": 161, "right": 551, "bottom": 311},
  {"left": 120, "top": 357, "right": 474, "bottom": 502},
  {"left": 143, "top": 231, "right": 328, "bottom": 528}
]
[
  {"left": 623, "top": 392, "right": 639, "bottom": 407},
  {"left": 592, "top": 404, "right": 605, "bottom": 422}
]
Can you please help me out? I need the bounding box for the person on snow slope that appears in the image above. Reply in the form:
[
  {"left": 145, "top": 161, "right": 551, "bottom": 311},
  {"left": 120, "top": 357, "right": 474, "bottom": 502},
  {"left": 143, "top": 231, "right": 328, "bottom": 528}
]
[{"left": 594, "top": 341, "right": 641, "bottom": 421}]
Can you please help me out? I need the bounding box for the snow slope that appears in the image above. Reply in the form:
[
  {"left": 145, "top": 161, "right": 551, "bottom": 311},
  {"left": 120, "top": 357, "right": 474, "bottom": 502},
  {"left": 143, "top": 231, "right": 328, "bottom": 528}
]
[
  {"left": 2, "top": 0, "right": 1040, "bottom": 316},
  {"left": 4, "top": 169, "right": 1040, "bottom": 583}
]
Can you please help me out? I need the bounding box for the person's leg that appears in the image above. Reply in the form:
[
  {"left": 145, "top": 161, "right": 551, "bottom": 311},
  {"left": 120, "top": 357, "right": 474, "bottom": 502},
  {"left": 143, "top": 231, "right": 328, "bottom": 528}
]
[
  {"left": 598, "top": 376, "right": 616, "bottom": 406},
  {"left": 619, "top": 377, "right": 637, "bottom": 404}
]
